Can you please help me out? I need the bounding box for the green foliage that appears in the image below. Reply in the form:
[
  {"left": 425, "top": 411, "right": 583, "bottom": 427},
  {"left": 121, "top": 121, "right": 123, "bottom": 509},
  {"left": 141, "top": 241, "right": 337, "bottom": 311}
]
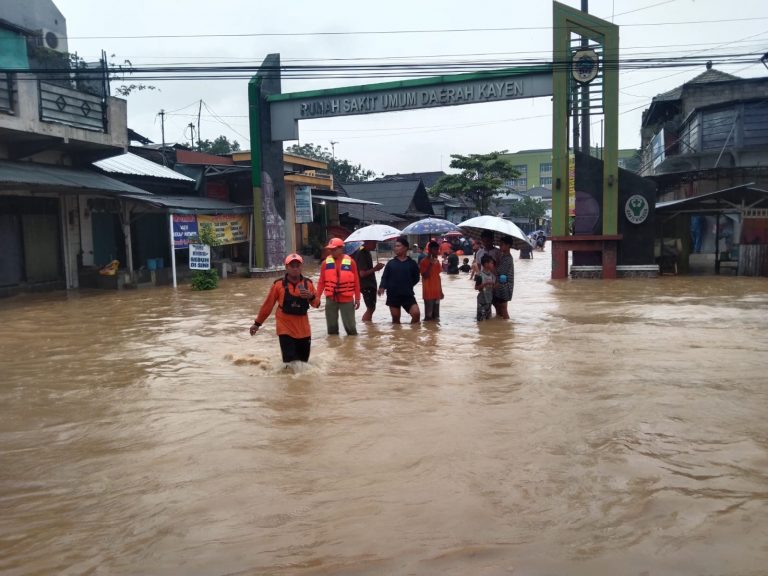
[
  {"left": 191, "top": 269, "right": 219, "bottom": 291},
  {"left": 190, "top": 223, "right": 221, "bottom": 247},
  {"left": 505, "top": 194, "right": 547, "bottom": 224},
  {"left": 285, "top": 143, "right": 376, "bottom": 183},
  {"left": 109, "top": 56, "right": 159, "bottom": 97},
  {"left": 431, "top": 151, "right": 520, "bottom": 214},
  {"left": 189, "top": 223, "right": 221, "bottom": 290},
  {"left": 197, "top": 135, "right": 241, "bottom": 155}
]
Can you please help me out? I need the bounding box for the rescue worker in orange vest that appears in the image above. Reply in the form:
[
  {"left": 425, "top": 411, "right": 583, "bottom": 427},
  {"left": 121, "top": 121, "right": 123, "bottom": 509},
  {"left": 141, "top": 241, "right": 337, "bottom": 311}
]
[
  {"left": 316, "top": 237, "right": 361, "bottom": 336},
  {"left": 250, "top": 253, "right": 320, "bottom": 363}
]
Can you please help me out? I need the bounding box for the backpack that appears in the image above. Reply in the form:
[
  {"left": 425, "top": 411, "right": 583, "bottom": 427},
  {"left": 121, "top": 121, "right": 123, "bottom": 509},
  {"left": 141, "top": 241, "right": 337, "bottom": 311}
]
[{"left": 279, "top": 276, "right": 310, "bottom": 316}]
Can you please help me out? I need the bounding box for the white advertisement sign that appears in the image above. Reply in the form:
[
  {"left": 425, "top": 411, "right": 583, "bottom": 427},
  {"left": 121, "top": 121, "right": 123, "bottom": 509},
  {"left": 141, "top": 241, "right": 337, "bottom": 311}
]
[
  {"left": 189, "top": 243, "right": 211, "bottom": 270},
  {"left": 294, "top": 185, "right": 314, "bottom": 223}
]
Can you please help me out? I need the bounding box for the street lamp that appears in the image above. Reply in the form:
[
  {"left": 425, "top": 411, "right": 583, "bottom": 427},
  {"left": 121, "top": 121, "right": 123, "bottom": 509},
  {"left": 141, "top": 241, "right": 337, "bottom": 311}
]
[{"left": 320, "top": 200, "right": 327, "bottom": 241}]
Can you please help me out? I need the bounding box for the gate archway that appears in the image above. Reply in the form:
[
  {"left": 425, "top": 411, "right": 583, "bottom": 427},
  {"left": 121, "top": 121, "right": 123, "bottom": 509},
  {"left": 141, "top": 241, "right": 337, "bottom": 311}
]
[{"left": 247, "top": 1, "right": 619, "bottom": 280}]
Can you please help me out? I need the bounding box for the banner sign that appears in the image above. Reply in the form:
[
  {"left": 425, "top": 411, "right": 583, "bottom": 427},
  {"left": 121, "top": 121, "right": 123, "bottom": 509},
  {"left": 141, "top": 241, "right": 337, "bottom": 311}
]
[
  {"left": 196, "top": 214, "right": 249, "bottom": 245},
  {"left": 172, "top": 214, "right": 198, "bottom": 249},
  {"left": 294, "top": 185, "right": 314, "bottom": 223},
  {"left": 270, "top": 70, "right": 553, "bottom": 141},
  {"left": 189, "top": 243, "right": 211, "bottom": 270},
  {"left": 568, "top": 153, "right": 576, "bottom": 216},
  {"left": 651, "top": 128, "right": 665, "bottom": 168}
]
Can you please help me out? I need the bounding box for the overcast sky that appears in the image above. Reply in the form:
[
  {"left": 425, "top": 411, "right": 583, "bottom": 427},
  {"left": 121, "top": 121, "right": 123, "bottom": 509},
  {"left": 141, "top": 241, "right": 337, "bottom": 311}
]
[{"left": 53, "top": 0, "right": 768, "bottom": 175}]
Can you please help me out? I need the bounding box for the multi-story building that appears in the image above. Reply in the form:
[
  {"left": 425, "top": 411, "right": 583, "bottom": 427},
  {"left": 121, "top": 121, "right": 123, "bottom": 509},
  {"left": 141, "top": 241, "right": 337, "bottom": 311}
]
[
  {"left": 639, "top": 64, "right": 768, "bottom": 193},
  {"left": 0, "top": 0, "right": 133, "bottom": 293},
  {"left": 640, "top": 63, "right": 768, "bottom": 274},
  {"left": 502, "top": 148, "right": 640, "bottom": 192}
]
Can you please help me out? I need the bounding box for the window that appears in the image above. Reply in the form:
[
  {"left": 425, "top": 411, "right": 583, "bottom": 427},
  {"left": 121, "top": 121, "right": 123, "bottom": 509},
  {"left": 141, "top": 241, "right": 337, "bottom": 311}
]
[
  {"left": 540, "top": 177, "right": 552, "bottom": 187},
  {"left": 506, "top": 165, "right": 528, "bottom": 190},
  {"left": 539, "top": 162, "right": 552, "bottom": 176}
]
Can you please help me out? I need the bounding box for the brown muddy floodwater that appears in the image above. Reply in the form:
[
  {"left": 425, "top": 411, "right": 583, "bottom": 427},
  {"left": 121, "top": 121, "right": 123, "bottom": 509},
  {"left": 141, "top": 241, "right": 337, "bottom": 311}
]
[{"left": 1, "top": 252, "right": 767, "bottom": 576}]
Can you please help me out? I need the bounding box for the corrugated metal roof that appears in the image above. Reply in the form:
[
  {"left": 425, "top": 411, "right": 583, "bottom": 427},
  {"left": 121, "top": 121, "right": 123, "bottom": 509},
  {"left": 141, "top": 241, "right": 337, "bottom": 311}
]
[
  {"left": 120, "top": 193, "right": 251, "bottom": 214},
  {"left": 0, "top": 160, "right": 151, "bottom": 195},
  {"left": 94, "top": 152, "right": 194, "bottom": 181}
]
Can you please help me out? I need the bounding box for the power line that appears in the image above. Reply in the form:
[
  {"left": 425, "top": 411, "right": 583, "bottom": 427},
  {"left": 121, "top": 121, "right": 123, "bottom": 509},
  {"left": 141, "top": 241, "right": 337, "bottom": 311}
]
[
  {"left": 58, "top": 16, "right": 768, "bottom": 41},
  {"left": 95, "top": 36, "right": 768, "bottom": 66},
  {"left": 12, "top": 50, "right": 763, "bottom": 81}
]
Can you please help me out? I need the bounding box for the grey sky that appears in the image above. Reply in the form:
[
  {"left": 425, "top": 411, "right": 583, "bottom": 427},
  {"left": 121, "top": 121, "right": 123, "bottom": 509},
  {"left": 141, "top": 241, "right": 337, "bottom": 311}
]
[{"left": 53, "top": 0, "right": 768, "bottom": 175}]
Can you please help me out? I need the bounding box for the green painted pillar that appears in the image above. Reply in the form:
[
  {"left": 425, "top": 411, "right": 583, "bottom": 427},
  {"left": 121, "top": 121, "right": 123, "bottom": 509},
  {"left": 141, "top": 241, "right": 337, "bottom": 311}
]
[{"left": 248, "top": 77, "right": 264, "bottom": 268}]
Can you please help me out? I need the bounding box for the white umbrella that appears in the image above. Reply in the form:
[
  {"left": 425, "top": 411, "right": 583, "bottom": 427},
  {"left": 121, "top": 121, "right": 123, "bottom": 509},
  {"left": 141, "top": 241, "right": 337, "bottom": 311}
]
[
  {"left": 458, "top": 215, "right": 533, "bottom": 250},
  {"left": 401, "top": 217, "right": 463, "bottom": 235},
  {"left": 344, "top": 224, "right": 402, "bottom": 243}
]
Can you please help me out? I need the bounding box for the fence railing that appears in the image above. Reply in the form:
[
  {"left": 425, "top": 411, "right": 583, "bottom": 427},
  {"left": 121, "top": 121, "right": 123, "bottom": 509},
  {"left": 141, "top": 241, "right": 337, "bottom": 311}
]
[
  {"left": 0, "top": 73, "right": 13, "bottom": 113},
  {"left": 38, "top": 80, "right": 106, "bottom": 132}
]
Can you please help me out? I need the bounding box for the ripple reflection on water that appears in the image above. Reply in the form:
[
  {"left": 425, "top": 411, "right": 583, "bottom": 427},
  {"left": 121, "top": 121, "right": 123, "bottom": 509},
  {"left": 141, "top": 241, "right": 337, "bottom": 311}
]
[{"left": 1, "top": 254, "right": 767, "bottom": 575}]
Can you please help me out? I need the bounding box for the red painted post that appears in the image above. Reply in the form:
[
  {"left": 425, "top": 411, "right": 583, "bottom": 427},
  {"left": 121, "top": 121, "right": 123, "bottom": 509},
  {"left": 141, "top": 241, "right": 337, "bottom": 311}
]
[
  {"left": 602, "top": 241, "right": 618, "bottom": 279},
  {"left": 552, "top": 241, "right": 568, "bottom": 279}
]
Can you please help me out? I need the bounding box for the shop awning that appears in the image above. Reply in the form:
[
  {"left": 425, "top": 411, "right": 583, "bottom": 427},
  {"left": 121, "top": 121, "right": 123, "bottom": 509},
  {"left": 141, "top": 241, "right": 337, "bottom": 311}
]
[
  {"left": 656, "top": 184, "right": 768, "bottom": 214},
  {"left": 0, "top": 159, "right": 151, "bottom": 195},
  {"left": 119, "top": 193, "right": 251, "bottom": 214},
  {"left": 312, "top": 194, "right": 381, "bottom": 205}
]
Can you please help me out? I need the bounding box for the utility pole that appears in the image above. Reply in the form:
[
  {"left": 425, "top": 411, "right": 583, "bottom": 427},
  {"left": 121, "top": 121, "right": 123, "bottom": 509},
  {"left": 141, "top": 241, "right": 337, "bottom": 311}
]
[
  {"left": 329, "top": 140, "right": 338, "bottom": 164},
  {"left": 187, "top": 122, "right": 196, "bottom": 149},
  {"left": 197, "top": 99, "right": 202, "bottom": 149},
  {"left": 158, "top": 109, "right": 166, "bottom": 166}
]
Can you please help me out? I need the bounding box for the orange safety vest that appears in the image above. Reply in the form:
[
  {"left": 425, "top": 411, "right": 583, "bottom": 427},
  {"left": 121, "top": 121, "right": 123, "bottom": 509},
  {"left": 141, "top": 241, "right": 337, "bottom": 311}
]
[{"left": 322, "top": 255, "right": 356, "bottom": 299}]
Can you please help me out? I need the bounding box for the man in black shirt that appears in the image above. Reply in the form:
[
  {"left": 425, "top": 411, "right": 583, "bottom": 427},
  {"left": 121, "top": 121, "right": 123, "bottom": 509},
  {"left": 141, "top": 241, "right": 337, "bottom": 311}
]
[
  {"left": 352, "top": 241, "right": 384, "bottom": 322},
  {"left": 378, "top": 236, "right": 421, "bottom": 324}
]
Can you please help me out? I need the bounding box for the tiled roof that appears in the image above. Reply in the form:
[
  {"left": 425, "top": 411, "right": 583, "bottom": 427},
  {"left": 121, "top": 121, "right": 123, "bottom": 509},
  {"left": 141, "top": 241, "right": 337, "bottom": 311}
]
[
  {"left": 338, "top": 203, "right": 404, "bottom": 224},
  {"left": 342, "top": 179, "right": 426, "bottom": 217},
  {"left": 653, "top": 67, "right": 742, "bottom": 103},
  {"left": 378, "top": 171, "right": 447, "bottom": 189}
]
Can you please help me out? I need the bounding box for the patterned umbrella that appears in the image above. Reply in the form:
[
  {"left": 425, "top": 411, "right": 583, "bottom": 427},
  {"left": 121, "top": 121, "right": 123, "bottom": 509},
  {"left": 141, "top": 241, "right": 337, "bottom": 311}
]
[
  {"left": 344, "top": 241, "right": 363, "bottom": 255},
  {"left": 401, "top": 217, "right": 462, "bottom": 235},
  {"left": 458, "top": 215, "right": 533, "bottom": 250}
]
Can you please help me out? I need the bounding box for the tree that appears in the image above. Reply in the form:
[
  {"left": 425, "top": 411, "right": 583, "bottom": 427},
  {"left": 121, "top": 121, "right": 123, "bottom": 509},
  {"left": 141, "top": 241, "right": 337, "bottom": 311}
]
[
  {"left": 190, "top": 223, "right": 221, "bottom": 291},
  {"left": 108, "top": 56, "right": 159, "bottom": 97},
  {"left": 505, "top": 194, "right": 547, "bottom": 226},
  {"left": 197, "top": 135, "right": 241, "bottom": 155},
  {"left": 431, "top": 151, "right": 520, "bottom": 214},
  {"left": 285, "top": 143, "right": 375, "bottom": 183}
]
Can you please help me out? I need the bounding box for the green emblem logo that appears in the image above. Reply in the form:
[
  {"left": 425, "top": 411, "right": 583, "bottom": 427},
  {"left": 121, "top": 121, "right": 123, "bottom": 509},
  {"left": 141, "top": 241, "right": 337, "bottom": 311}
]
[{"left": 624, "top": 195, "right": 649, "bottom": 224}]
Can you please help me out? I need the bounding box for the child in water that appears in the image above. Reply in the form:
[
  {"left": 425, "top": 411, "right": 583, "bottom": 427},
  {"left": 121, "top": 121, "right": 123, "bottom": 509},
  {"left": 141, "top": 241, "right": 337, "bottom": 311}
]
[{"left": 474, "top": 254, "right": 496, "bottom": 321}]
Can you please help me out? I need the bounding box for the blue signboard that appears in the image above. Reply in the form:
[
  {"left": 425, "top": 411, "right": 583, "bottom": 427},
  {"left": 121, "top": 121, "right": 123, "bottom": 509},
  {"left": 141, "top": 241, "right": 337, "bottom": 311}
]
[{"left": 173, "top": 214, "right": 198, "bottom": 249}]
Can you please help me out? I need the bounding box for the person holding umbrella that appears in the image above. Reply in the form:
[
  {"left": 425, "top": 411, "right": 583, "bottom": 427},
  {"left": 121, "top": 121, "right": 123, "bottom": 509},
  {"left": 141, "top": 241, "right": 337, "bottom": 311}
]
[
  {"left": 492, "top": 235, "right": 515, "bottom": 320},
  {"left": 316, "top": 238, "right": 361, "bottom": 336},
  {"left": 352, "top": 240, "right": 384, "bottom": 322},
  {"left": 378, "top": 236, "right": 421, "bottom": 324}
]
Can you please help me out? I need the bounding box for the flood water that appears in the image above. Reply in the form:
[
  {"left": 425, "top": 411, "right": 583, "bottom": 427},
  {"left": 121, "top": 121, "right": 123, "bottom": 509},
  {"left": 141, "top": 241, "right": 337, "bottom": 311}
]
[{"left": 1, "top": 252, "right": 767, "bottom": 576}]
